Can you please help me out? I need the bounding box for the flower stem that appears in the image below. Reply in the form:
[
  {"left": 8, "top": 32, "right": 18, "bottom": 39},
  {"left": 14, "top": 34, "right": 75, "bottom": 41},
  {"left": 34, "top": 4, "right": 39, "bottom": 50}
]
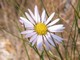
[
  {"left": 51, "top": 35, "right": 63, "bottom": 60},
  {"left": 40, "top": 0, "right": 49, "bottom": 17},
  {"left": 14, "top": 20, "right": 30, "bottom": 60}
]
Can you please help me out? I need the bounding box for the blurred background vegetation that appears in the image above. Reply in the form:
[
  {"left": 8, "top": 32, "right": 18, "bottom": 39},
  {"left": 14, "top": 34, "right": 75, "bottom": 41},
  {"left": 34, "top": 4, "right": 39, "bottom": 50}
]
[{"left": 0, "top": 0, "right": 80, "bottom": 60}]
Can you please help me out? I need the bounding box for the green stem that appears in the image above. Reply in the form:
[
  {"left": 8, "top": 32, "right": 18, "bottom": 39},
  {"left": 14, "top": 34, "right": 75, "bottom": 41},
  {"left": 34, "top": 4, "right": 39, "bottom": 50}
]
[
  {"left": 70, "top": 3, "right": 80, "bottom": 18},
  {"left": 40, "top": 51, "right": 44, "bottom": 60},
  {"left": 14, "top": 20, "right": 30, "bottom": 60},
  {"left": 40, "top": 0, "right": 49, "bottom": 17},
  {"left": 44, "top": 47, "right": 51, "bottom": 60},
  {"left": 51, "top": 36, "right": 63, "bottom": 60}
]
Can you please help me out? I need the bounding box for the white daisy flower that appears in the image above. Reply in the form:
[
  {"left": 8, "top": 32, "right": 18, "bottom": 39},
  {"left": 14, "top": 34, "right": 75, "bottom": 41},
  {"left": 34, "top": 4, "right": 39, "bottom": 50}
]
[{"left": 20, "top": 5, "right": 65, "bottom": 50}]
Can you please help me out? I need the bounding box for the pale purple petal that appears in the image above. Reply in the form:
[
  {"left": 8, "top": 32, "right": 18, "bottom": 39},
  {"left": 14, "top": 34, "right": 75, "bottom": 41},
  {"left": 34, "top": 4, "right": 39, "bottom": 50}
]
[
  {"left": 25, "top": 12, "right": 35, "bottom": 24},
  {"left": 45, "top": 12, "right": 55, "bottom": 25},
  {"left": 41, "top": 9, "right": 46, "bottom": 23},
  {"left": 21, "top": 30, "right": 34, "bottom": 34},
  {"left": 45, "top": 32, "right": 55, "bottom": 46},
  {"left": 28, "top": 9, "right": 35, "bottom": 20},
  {"left": 25, "top": 32, "right": 36, "bottom": 38},
  {"left": 43, "top": 36, "right": 51, "bottom": 50},
  {"left": 20, "top": 17, "right": 34, "bottom": 28},
  {"left": 37, "top": 35, "right": 43, "bottom": 50},
  {"left": 51, "top": 33, "right": 63, "bottom": 43},
  {"left": 48, "top": 24, "right": 65, "bottom": 32},
  {"left": 47, "top": 18, "right": 60, "bottom": 27},
  {"left": 32, "top": 38, "right": 37, "bottom": 46},
  {"left": 19, "top": 20, "right": 24, "bottom": 24},
  {"left": 29, "top": 34, "right": 37, "bottom": 43},
  {"left": 34, "top": 5, "right": 40, "bottom": 23}
]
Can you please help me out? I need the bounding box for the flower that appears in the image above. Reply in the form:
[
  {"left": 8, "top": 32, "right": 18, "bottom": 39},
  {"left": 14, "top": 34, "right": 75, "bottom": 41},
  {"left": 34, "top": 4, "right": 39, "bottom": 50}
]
[{"left": 20, "top": 5, "right": 65, "bottom": 50}]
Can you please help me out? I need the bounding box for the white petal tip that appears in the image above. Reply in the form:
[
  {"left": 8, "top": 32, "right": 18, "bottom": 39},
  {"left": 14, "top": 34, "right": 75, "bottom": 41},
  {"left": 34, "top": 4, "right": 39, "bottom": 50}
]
[
  {"left": 21, "top": 32, "right": 24, "bottom": 34},
  {"left": 19, "top": 20, "right": 23, "bottom": 23},
  {"left": 35, "top": 5, "right": 37, "bottom": 7},
  {"left": 20, "top": 17, "right": 23, "bottom": 19}
]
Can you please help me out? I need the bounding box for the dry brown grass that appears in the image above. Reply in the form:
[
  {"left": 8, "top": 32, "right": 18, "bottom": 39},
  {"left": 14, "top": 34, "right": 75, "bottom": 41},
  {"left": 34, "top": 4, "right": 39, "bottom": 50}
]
[{"left": 0, "top": 0, "right": 79, "bottom": 60}]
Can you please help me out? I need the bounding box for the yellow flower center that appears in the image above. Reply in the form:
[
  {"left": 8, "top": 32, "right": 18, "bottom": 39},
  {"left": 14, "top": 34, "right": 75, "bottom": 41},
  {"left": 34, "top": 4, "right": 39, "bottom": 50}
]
[{"left": 35, "top": 23, "right": 47, "bottom": 35}]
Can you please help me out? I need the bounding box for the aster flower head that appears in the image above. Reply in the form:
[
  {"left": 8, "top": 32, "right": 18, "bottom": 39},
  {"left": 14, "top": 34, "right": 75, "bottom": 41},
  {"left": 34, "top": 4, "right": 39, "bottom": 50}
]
[{"left": 20, "top": 5, "right": 65, "bottom": 50}]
